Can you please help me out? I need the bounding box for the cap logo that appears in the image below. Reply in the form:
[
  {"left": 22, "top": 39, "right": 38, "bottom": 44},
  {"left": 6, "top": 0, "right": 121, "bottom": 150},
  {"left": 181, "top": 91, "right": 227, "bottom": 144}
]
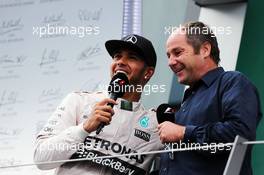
[{"left": 125, "top": 35, "right": 137, "bottom": 44}]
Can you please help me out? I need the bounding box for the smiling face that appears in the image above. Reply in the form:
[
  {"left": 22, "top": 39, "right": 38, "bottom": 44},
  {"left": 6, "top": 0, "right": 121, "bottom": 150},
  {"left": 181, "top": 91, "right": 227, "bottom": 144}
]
[
  {"left": 110, "top": 49, "right": 154, "bottom": 87},
  {"left": 166, "top": 30, "right": 212, "bottom": 86}
]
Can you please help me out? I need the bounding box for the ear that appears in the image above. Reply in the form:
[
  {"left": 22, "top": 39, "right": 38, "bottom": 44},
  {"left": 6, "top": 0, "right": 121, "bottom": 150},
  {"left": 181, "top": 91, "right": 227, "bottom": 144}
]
[
  {"left": 144, "top": 67, "right": 155, "bottom": 80},
  {"left": 200, "top": 41, "right": 211, "bottom": 58}
]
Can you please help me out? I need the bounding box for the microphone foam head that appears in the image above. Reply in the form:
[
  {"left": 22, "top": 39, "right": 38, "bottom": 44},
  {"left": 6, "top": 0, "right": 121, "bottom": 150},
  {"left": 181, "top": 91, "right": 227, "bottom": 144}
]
[
  {"left": 108, "top": 72, "right": 129, "bottom": 98},
  {"left": 156, "top": 103, "right": 175, "bottom": 124}
]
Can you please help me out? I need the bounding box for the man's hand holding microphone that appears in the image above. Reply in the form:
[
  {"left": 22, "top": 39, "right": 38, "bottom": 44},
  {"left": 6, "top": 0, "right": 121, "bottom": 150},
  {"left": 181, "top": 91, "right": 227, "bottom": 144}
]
[
  {"left": 83, "top": 98, "right": 117, "bottom": 133},
  {"left": 83, "top": 72, "right": 129, "bottom": 134},
  {"left": 156, "top": 103, "right": 185, "bottom": 143}
]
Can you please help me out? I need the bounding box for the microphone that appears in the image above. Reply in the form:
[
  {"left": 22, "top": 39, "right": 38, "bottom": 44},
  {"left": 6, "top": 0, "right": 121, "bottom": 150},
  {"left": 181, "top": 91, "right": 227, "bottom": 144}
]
[
  {"left": 156, "top": 103, "right": 177, "bottom": 160},
  {"left": 156, "top": 103, "right": 175, "bottom": 124},
  {"left": 96, "top": 72, "right": 129, "bottom": 134}
]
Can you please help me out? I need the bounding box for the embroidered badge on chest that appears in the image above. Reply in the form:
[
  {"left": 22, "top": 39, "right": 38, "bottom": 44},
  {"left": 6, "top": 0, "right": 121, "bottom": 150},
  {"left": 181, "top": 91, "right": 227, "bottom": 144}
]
[
  {"left": 139, "top": 116, "right": 149, "bottom": 128},
  {"left": 134, "top": 129, "right": 151, "bottom": 142}
]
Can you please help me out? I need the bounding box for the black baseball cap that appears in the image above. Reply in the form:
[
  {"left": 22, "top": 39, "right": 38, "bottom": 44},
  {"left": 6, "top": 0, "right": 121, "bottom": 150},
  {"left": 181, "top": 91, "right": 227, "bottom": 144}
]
[{"left": 105, "top": 34, "right": 157, "bottom": 68}]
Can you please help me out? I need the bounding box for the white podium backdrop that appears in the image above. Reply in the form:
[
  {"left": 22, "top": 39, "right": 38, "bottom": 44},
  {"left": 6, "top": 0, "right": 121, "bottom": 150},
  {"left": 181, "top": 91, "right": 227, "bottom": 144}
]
[{"left": 0, "top": 0, "right": 123, "bottom": 174}]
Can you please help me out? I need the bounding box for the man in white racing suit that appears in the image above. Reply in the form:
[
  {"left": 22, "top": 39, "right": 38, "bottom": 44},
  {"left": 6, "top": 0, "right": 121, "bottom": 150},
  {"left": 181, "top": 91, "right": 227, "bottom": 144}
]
[{"left": 34, "top": 34, "right": 164, "bottom": 175}]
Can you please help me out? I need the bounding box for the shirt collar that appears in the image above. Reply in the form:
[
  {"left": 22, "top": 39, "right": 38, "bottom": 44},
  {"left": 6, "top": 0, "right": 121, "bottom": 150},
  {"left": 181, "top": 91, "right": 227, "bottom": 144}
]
[
  {"left": 102, "top": 90, "right": 143, "bottom": 111},
  {"left": 201, "top": 67, "right": 224, "bottom": 87},
  {"left": 116, "top": 98, "right": 143, "bottom": 111}
]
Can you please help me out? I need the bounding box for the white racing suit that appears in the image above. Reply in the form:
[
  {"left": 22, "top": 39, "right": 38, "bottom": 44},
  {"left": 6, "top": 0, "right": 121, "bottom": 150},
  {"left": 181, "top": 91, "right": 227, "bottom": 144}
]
[{"left": 34, "top": 91, "right": 163, "bottom": 175}]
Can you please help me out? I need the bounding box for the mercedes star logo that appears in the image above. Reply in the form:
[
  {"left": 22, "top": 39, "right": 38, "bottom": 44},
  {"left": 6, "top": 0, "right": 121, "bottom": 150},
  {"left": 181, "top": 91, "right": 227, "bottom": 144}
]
[{"left": 125, "top": 35, "right": 137, "bottom": 44}]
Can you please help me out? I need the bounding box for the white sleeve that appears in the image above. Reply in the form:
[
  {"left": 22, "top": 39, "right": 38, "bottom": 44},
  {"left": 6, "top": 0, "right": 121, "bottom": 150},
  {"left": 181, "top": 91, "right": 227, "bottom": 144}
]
[{"left": 33, "top": 92, "right": 89, "bottom": 170}]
